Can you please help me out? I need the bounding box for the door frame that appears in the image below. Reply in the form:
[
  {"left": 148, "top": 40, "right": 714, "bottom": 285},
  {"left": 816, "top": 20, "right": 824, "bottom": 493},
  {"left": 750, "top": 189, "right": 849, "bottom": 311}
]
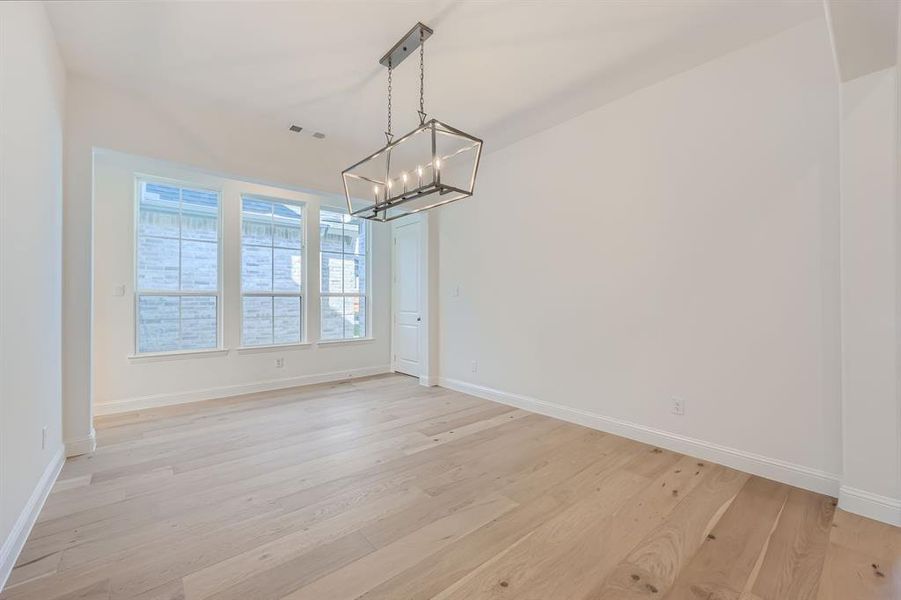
[
  {"left": 391, "top": 213, "right": 439, "bottom": 385},
  {"left": 391, "top": 218, "right": 421, "bottom": 377}
]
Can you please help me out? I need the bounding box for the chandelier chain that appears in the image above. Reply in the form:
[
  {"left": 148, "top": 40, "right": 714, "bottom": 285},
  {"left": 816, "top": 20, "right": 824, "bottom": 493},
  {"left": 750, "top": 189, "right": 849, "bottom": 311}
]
[
  {"left": 386, "top": 58, "right": 393, "bottom": 141},
  {"left": 419, "top": 30, "right": 425, "bottom": 124}
]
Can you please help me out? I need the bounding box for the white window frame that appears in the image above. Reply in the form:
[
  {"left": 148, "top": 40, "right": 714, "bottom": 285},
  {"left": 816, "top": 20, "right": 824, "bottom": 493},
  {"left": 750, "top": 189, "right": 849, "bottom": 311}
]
[
  {"left": 239, "top": 194, "right": 307, "bottom": 348},
  {"left": 319, "top": 208, "right": 371, "bottom": 341},
  {"left": 132, "top": 176, "right": 224, "bottom": 357}
]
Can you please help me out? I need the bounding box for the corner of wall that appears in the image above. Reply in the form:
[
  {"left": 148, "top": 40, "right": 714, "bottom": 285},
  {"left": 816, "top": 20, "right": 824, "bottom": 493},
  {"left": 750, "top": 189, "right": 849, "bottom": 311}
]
[
  {"left": 838, "top": 486, "right": 901, "bottom": 526},
  {"left": 65, "top": 427, "right": 96, "bottom": 457}
]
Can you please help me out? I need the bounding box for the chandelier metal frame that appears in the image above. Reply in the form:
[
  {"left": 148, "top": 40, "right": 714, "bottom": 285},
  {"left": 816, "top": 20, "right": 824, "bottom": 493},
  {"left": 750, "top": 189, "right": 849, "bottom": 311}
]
[{"left": 342, "top": 22, "right": 483, "bottom": 222}]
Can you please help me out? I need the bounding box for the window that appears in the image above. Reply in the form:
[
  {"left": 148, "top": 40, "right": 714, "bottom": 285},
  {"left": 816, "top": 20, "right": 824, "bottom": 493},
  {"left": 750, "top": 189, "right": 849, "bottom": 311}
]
[
  {"left": 135, "top": 181, "right": 220, "bottom": 353},
  {"left": 241, "top": 197, "right": 304, "bottom": 346},
  {"left": 320, "top": 209, "right": 368, "bottom": 340}
]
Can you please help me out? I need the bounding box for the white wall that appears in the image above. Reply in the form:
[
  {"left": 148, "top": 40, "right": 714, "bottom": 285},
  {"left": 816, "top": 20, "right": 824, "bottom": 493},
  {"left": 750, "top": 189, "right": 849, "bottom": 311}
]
[
  {"left": 0, "top": 1, "right": 66, "bottom": 586},
  {"left": 64, "top": 75, "right": 364, "bottom": 447},
  {"left": 439, "top": 18, "right": 844, "bottom": 493},
  {"left": 838, "top": 65, "right": 901, "bottom": 524},
  {"left": 92, "top": 150, "right": 390, "bottom": 412}
]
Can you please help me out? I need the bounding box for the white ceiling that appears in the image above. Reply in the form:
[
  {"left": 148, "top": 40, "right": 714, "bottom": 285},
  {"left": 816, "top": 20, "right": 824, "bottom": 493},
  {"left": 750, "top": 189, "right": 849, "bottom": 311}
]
[{"left": 47, "top": 1, "right": 822, "bottom": 157}]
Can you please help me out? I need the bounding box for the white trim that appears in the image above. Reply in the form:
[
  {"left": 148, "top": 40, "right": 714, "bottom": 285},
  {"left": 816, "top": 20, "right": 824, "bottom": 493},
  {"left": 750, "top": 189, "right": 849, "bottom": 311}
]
[
  {"left": 236, "top": 342, "right": 312, "bottom": 353},
  {"left": 64, "top": 429, "right": 96, "bottom": 457},
  {"left": 0, "top": 448, "right": 64, "bottom": 592},
  {"left": 94, "top": 365, "right": 391, "bottom": 415},
  {"left": 127, "top": 348, "right": 229, "bottom": 362},
  {"left": 317, "top": 337, "right": 376, "bottom": 346},
  {"left": 838, "top": 486, "right": 901, "bottom": 526},
  {"left": 439, "top": 377, "right": 841, "bottom": 497}
]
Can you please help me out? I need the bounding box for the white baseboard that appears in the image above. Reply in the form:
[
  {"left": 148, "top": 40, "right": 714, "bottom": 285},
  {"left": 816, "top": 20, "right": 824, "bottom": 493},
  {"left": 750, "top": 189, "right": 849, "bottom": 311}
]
[
  {"left": 0, "top": 447, "right": 64, "bottom": 592},
  {"left": 65, "top": 428, "right": 96, "bottom": 457},
  {"left": 838, "top": 486, "right": 901, "bottom": 526},
  {"left": 439, "top": 377, "right": 841, "bottom": 497},
  {"left": 94, "top": 365, "right": 392, "bottom": 416},
  {"left": 419, "top": 375, "right": 439, "bottom": 387}
]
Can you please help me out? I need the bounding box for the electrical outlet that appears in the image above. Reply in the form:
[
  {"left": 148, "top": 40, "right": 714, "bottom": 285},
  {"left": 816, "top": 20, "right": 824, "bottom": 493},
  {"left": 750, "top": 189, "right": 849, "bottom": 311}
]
[
  {"left": 672, "top": 398, "right": 684, "bottom": 416},
  {"left": 470, "top": 360, "right": 478, "bottom": 374},
  {"left": 42, "top": 426, "right": 47, "bottom": 450},
  {"left": 275, "top": 358, "right": 285, "bottom": 368}
]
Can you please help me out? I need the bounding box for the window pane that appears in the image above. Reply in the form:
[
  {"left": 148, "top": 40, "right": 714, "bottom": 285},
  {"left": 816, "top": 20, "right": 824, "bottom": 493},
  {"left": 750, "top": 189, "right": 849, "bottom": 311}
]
[
  {"left": 318, "top": 210, "right": 367, "bottom": 340},
  {"left": 273, "top": 201, "right": 303, "bottom": 222},
  {"left": 242, "top": 296, "right": 273, "bottom": 346},
  {"left": 355, "top": 255, "right": 367, "bottom": 294},
  {"left": 320, "top": 296, "right": 345, "bottom": 340},
  {"left": 180, "top": 240, "right": 218, "bottom": 291},
  {"left": 321, "top": 252, "right": 346, "bottom": 294},
  {"left": 274, "top": 296, "right": 301, "bottom": 344},
  {"left": 343, "top": 217, "right": 366, "bottom": 255},
  {"left": 242, "top": 245, "right": 272, "bottom": 292},
  {"left": 137, "top": 295, "right": 179, "bottom": 353},
  {"left": 180, "top": 296, "right": 217, "bottom": 349},
  {"left": 137, "top": 236, "right": 179, "bottom": 290},
  {"left": 343, "top": 254, "right": 366, "bottom": 294},
  {"left": 273, "top": 222, "right": 302, "bottom": 249},
  {"left": 273, "top": 202, "right": 302, "bottom": 249},
  {"left": 239, "top": 198, "right": 304, "bottom": 347},
  {"left": 320, "top": 210, "right": 345, "bottom": 252},
  {"left": 181, "top": 188, "right": 218, "bottom": 241},
  {"left": 345, "top": 296, "right": 366, "bottom": 338},
  {"left": 273, "top": 247, "right": 302, "bottom": 292},
  {"left": 242, "top": 199, "right": 272, "bottom": 246},
  {"left": 139, "top": 183, "right": 180, "bottom": 238},
  {"left": 136, "top": 182, "right": 220, "bottom": 354}
]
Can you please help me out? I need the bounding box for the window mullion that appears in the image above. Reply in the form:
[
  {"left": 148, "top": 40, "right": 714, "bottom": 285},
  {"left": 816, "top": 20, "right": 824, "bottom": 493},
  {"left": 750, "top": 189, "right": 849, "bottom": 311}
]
[
  {"left": 177, "top": 187, "right": 183, "bottom": 347},
  {"left": 301, "top": 208, "right": 305, "bottom": 343},
  {"left": 341, "top": 219, "right": 347, "bottom": 339},
  {"left": 178, "top": 186, "right": 183, "bottom": 293},
  {"left": 270, "top": 208, "right": 275, "bottom": 345},
  {"left": 270, "top": 207, "right": 275, "bottom": 294}
]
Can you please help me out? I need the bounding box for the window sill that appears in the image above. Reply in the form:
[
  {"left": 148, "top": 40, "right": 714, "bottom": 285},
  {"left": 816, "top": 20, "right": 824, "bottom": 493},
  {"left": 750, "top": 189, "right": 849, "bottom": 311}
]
[
  {"left": 128, "top": 348, "right": 229, "bottom": 362},
  {"left": 236, "top": 342, "right": 312, "bottom": 354},
  {"left": 317, "top": 337, "right": 376, "bottom": 347}
]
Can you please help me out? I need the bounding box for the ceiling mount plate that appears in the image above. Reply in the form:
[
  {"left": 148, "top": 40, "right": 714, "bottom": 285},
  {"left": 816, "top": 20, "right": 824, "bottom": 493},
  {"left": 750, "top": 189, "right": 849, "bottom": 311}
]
[{"left": 379, "top": 22, "right": 433, "bottom": 68}]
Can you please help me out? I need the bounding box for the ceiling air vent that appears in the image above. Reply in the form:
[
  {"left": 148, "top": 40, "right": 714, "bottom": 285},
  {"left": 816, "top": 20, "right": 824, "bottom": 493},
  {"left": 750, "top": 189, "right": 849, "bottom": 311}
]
[
  {"left": 313, "top": 132, "right": 326, "bottom": 139},
  {"left": 288, "top": 125, "right": 303, "bottom": 133}
]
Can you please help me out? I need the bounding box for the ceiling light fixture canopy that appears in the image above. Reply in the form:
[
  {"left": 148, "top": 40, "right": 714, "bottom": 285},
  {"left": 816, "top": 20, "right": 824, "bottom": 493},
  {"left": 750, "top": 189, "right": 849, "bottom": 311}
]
[{"left": 343, "top": 22, "right": 483, "bottom": 222}]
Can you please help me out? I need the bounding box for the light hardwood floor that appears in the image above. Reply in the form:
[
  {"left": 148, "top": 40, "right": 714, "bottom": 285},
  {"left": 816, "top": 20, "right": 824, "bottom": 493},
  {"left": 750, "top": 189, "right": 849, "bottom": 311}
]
[{"left": 2, "top": 374, "right": 898, "bottom": 599}]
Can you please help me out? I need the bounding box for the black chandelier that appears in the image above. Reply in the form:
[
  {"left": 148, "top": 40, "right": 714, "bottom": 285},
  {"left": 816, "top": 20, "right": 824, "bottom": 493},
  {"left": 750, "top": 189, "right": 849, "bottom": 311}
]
[{"left": 342, "top": 23, "right": 483, "bottom": 222}]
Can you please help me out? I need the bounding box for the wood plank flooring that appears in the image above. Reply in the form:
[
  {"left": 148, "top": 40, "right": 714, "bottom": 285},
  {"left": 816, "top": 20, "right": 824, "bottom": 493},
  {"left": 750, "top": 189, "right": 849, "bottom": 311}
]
[{"left": 2, "top": 374, "right": 898, "bottom": 599}]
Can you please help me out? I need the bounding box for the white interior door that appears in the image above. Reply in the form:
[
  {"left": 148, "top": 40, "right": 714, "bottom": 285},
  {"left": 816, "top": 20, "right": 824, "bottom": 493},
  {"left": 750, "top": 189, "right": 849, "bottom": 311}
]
[{"left": 393, "top": 219, "right": 421, "bottom": 376}]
